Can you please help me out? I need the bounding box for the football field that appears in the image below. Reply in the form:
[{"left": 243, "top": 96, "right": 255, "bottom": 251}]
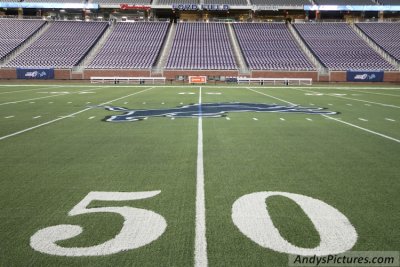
[{"left": 0, "top": 83, "right": 399, "bottom": 266}]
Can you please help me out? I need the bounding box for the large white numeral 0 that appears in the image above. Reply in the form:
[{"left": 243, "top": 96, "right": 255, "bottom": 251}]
[
  {"left": 30, "top": 191, "right": 167, "bottom": 256},
  {"left": 232, "top": 191, "right": 357, "bottom": 256}
]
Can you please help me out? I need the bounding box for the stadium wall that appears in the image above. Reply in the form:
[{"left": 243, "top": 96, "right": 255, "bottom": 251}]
[{"left": 1, "top": 69, "right": 399, "bottom": 82}]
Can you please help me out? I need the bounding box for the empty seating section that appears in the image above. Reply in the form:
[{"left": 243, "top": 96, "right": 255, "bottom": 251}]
[
  {"left": 92, "top": 0, "right": 150, "bottom": 5},
  {"left": 204, "top": 0, "right": 247, "bottom": 5},
  {"left": 6, "top": 21, "right": 107, "bottom": 68},
  {"left": 314, "top": 0, "right": 375, "bottom": 4},
  {"left": 357, "top": 23, "right": 400, "bottom": 62},
  {"left": 0, "top": 19, "right": 45, "bottom": 60},
  {"left": 88, "top": 22, "right": 168, "bottom": 69},
  {"left": 234, "top": 23, "right": 314, "bottom": 70},
  {"left": 166, "top": 23, "right": 237, "bottom": 69},
  {"left": 25, "top": 0, "right": 84, "bottom": 2},
  {"left": 294, "top": 23, "right": 394, "bottom": 71},
  {"left": 251, "top": 0, "right": 311, "bottom": 6}
]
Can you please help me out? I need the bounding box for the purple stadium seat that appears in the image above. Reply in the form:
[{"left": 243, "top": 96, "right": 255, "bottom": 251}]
[
  {"left": 294, "top": 22, "right": 395, "bottom": 71},
  {"left": 88, "top": 22, "right": 169, "bottom": 69},
  {"left": 233, "top": 23, "right": 315, "bottom": 70}
]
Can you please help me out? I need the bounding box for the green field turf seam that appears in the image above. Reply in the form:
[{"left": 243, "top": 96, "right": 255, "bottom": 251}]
[
  {"left": 246, "top": 87, "right": 400, "bottom": 144},
  {"left": 0, "top": 87, "right": 154, "bottom": 141}
]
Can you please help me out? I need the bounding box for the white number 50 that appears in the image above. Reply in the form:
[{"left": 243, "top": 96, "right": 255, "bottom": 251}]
[{"left": 30, "top": 191, "right": 167, "bottom": 256}]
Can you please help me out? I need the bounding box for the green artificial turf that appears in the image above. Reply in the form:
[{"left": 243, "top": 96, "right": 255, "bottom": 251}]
[{"left": 0, "top": 83, "right": 399, "bottom": 266}]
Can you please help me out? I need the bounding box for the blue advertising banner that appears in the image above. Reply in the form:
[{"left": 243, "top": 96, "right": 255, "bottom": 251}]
[
  {"left": 346, "top": 70, "right": 384, "bottom": 82},
  {"left": 17, "top": 68, "right": 54, "bottom": 80}
]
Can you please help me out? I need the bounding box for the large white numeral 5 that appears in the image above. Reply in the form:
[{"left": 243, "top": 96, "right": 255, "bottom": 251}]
[
  {"left": 232, "top": 191, "right": 357, "bottom": 256},
  {"left": 30, "top": 191, "right": 167, "bottom": 256}
]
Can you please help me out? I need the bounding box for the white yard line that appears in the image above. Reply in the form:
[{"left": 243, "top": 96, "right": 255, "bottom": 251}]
[
  {"left": 292, "top": 88, "right": 400, "bottom": 109},
  {"left": 0, "top": 87, "right": 154, "bottom": 141},
  {"left": 253, "top": 118, "right": 258, "bottom": 121},
  {"left": 385, "top": 118, "right": 395, "bottom": 122},
  {"left": 247, "top": 87, "right": 400, "bottom": 144},
  {"left": 195, "top": 86, "right": 207, "bottom": 267}
]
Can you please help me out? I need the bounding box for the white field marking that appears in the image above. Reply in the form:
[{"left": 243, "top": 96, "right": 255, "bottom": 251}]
[
  {"left": 49, "top": 102, "right": 53, "bottom": 104},
  {"left": 324, "top": 116, "right": 400, "bottom": 143},
  {"left": 5, "top": 116, "right": 14, "bottom": 119},
  {"left": 67, "top": 102, "right": 72, "bottom": 104},
  {"left": 306, "top": 118, "right": 313, "bottom": 121},
  {"left": 358, "top": 118, "right": 368, "bottom": 122},
  {"left": 247, "top": 87, "right": 400, "bottom": 144},
  {"left": 178, "top": 92, "right": 195, "bottom": 95},
  {"left": 30, "top": 191, "right": 167, "bottom": 256},
  {"left": 88, "top": 116, "right": 96, "bottom": 120},
  {"left": 328, "top": 104, "right": 333, "bottom": 106},
  {"left": 29, "top": 102, "right": 35, "bottom": 104},
  {"left": 0, "top": 87, "right": 154, "bottom": 141},
  {"left": 171, "top": 117, "right": 175, "bottom": 120},
  {"left": 253, "top": 118, "right": 258, "bottom": 121},
  {"left": 385, "top": 118, "right": 395, "bottom": 122},
  {"left": 293, "top": 88, "right": 400, "bottom": 109},
  {"left": 180, "top": 102, "right": 184, "bottom": 105},
  {"left": 346, "top": 104, "right": 353, "bottom": 106},
  {"left": 33, "top": 116, "right": 41, "bottom": 119},
  {"left": 232, "top": 192, "right": 357, "bottom": 256},
  {"left": 226, "top": 117, "right": 231, "bottom": 120},
  {"left": 161, "top": 102, "right": 165, "bottom": 105},
  {"left": 124, "top": 102, "right": 128, "bottom": 104},
  {"left": 86, "top": 102, "right": 91, "bottom": 104},
  {"left": 280, "top": 118, "right": 285, "bottom": 121},
  {"left": 0, "top": 86, "right": 61, "bottom": 95},
  {"left": 0, "top": 86, "right": 107, "bottom": 106},
  {"left": 309, "top": 103, "right": 315, "bottom": 106},
  {"left": 195, "top": 86, "right": 207, "bottom": 267},
  {"left": 0, "top": 93, "right": 67, "bottom": 106},
  {"left": 339, "top": 88, "right": 400, "bottom": 97},
  {"left": 143, "top": 102, "right": 146, "bottom": 104},
  {"left": 206, "top": 92, "right": 221, "bottom": 95},
  {"left": 365, "top": 104, "right": 371, "bottom": 106}
]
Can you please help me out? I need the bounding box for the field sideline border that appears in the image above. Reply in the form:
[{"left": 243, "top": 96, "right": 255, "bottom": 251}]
[{"left": 0, "top": 84, "right": 400, "bottom": 90}]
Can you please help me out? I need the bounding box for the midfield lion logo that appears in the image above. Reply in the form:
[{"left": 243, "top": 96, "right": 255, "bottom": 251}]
[{"left": 100, "top": 103, "right": 338, "bottom": 122}]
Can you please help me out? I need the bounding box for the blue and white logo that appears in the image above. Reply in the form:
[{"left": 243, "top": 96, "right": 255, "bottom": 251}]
[{"left": 100, "top": 103, "right": 338, "bottom": 122}]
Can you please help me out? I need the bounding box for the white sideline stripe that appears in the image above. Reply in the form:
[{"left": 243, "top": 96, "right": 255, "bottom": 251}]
[
  {"left": 0, "top": 86, "right": 59, "bottom": 95},
  {"left": 293, "top": 88, "right": 400, "bottom": 109},
  {"left": 253, "top": 118, "right": 258, "bottom": 121},
  {"left": 5, "top": 116, "right": 14, "bottom": 119},
  {"left": 88, "top": 116, "right": 96, "bottom": 120},
  {"left": 0, "top": 87, "right": 154, "bottom": 141},
  {"left": 358, "top": 118, "right": 368, "bottom": 122},
  {"left": 33, "top": 116, "right": 41, "bottom": 119},
  {"left": 339, "top": 89, "right": 400, "bottom": 97},
  {"left": 247, "top": 87, "right": 400, "bottom": 144},
  {"left": 324, "top": 116, "right": 400, "bottom": 143},
  {"left": 385, "top": 118, "right": 395, "bottom": 122},
  {"left": 0, "top": 86, "right": 106, "bottom": 106},
  {"left": 195, "top": 86, "right": 207, "bottom": 267}
]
